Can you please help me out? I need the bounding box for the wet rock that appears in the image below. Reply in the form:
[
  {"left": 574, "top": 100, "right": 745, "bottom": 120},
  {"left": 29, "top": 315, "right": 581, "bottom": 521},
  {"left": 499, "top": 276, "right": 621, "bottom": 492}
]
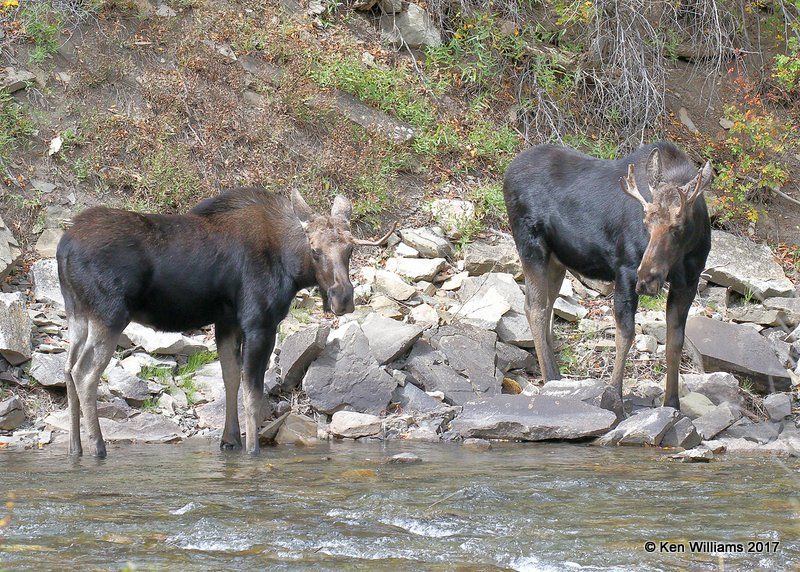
[
  {"left": 430, "top": 199, "right": 475, "bottom": 239},
  {"left": 704, "top": 230, "right": 795, "bottom": 299},
  {"left": 388, "top": 452, "right": 422, "bottom": 464},
  {"left": 0, "top": 396, "right": 25, "bottom": 430},
  {"left": 539, "top": 378, "right": 617, "bottom": 410},
  {"left": 660, "top": 416, "right": 703, "bottom": 449},
  {"left": 680, "top": 391, "right": 717, "bottom": 419},
  {"left": 278, "top": 323, "right": 330, "bottom": 390},
  {"left": 451, "top": 394, "right": 616, "bottom": 440},
  {"left": 718, "top": 418, "right": 780, "bottom": 444},
  {"left": 463, "top": 240, "right": 522, "bottom": 278},
  {"left": 34, "top": 228, "right": 63, "bottom": 259},
  {"left": 763, "top": 297, "right": 800, "bottom": 327},
  {"left": 598, "top": 407, "right": 680, "bottom": 447},
  {"left": 384, "top": 257, "right": 447, "bottom": 282},
  {"left": 330, "top": 411, "right": 382, "bottom": 438},
  {"left": 1, "top": 67, "right": 36, "bottom": 93},
  {"left": 692, "top": 403, "right": 741, "bottom": 440},
  {"left": 47, "top": 410, "right": 184, "bottom": 443},
  {"left": 31, "top": 259, "right": 65, "bottom": 307},
  {"left": 107, "top": 368, "right": 150, "bottom": 406},
  {"left": 763, "top": 392, "right": 792, "bottom": 421},
  {"left": 361, "top": 313, "right": 424, "bottom": 365},
  {"left": 0, "top": 216, "right": 22, "bottom": 280},
  {"left": 670, "top": 444, "right": 713, "bottom": 462},
  {"left": 684, "top": 317, "right": 792, "bottom": 393},
  {"left": 28, "top": 352, "right": 67, "bottom": 388},
  {"left": 373, "top": 269, "right": 416, "bottom": 301},
  {"left": 462, "top": 437, "right": 492, "bottom": 451},
  {"left": 553, "top": 296, "right": 587, "bottom": 322},
  {"left": 0, "top": 293, "right": 32, "bottom": 366},
  {"left": 380, "top": 3, "right": 442, "bottom": 48},
  {"left": 495, "top": 341, "right": 536, "bottom": 373},
  {"left": 399, "top": 227, "right": 454, "bottom": 259},
  {"left": 120, "top": 323, "right": 208, "bottom": 355},
  {"left": 275, "top": 413, "right": 318, "bottom": 445},
  {"left": 303, "top": 323, "right": 396, "bottom": 415}
]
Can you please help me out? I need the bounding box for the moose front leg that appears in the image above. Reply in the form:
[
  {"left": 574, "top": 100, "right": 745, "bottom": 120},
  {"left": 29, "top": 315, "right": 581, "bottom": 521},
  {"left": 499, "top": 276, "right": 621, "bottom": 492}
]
[
  {"left": 216, "top": 323, "right": 243, "bottom": 450},
  {"left": 241, "top": 326, "right": 276, "bottom": 455},
  {"left": 664, "top": 285, "right": 696, "bottom": 410},
  {"left": 610, "top": 276, "right": 639, "bottom": 419}
]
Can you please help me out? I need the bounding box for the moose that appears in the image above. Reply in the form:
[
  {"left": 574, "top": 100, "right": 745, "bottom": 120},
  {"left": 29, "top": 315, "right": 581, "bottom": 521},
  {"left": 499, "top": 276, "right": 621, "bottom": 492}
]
[
  {"left": 57, "top": 188, "right": 394, "bottom": 457},
  {"left": 504, "top": 142, "right": 712, "bottom": 417}
]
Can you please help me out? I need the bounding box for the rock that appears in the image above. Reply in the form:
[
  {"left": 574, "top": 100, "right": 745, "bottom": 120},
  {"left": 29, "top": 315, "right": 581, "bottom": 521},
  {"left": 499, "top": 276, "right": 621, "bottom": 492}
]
[
  {"left": 680, "top": 391, "right": 717, "bottom": 419},
  {"left": 388, "top": 452, "right": 422, "bottom": 464},
  {"left": 763, "top": 392, "right": 792, "bottom": 421},
  {"left": 28, "top": 352, "right": 67, "bottom": 388},
  {"left": 368, "top": 294, "right": 404, "bottom": 319},
  {"left": 719, "top": 117, "right": 734, "bottom": 129},
  {"left": 0, "top": 293, "right": 32, "bottom": 365},
  {"left": 684, "top": 317, "right": 792, "bottom": 393},
  {"left": 495, "top": 311, "right": 534, "bottom": 347},
  {"left": 275, "top": 413, "right": 318, "bottom": 445},
  {"left": 279, "top": 323, "right": 330, "bottom": 390},
  {"left": 154, "top": 2, "right": 176, "bottom": 16},
  {"left": 361, "top": 313, "right": 424, "bottom": 365},
  {"left": 719, "top": 418, "right": 780, "bottom": 444},
  {"left": 0, "top": 216, "right": 22, "bottom": 280},
  {"left": 45, "top": 410, "right": 184, "bottom": 443},
  {"left": 553, "top": 296, "right": 587, "bottom": 322},
  {"left": 106, "top": 368, "right": 150, "bottom": 406},
  {"left": 384, "top": 257, "right": 447, "bottom": 282},
  {"left": 330, "top": 411, "right": 382, "bottom": 438},
  {"left": 451, "top": 394, "right": 616, "bottom": 440},
  {"left": 428, "top": 324, "right": 502, "bottom": 398},
  {"left": 495, "top": 341, "right": 536, "bottom": 373},
  {"left": 571, "top": 272, "right": 614, "bottom": 296},
  {"left": 660, "top": 416, "right": 703, "bottom": 449},
  {"left": 451, "top": 286, "right": 510, "bottom": 329},
  {"left": 459, "top": 273, "right": 524, "bottom": 311},
  {"left": 120, "top": 323, "right": 208, "bottom": 355},
  {"left": 598, "top": 407, "right": 680, "bottom": 447},
  {"left": 317, "top": 90, "right": 415, "bottom": 142},
  {"left": 0, "top": 397, "right": 25, "bottom": 430},
  {"left": 410, "top": 303, "right": 439, "bottom": 325},
  {"left": 303, "top": 323, "right": 396, "bottom": 415},
  {"left": 398, "top": 227, "right": 454, "bottom": 259},
  {"left": 391, "top": 381, "right": 443, "bottom": 413},
  {"left": 395, "top": 242, "right": 419, "bottom": 258},
  {"left": 1, "top": 67, "right": 36, "bottom": 93},
  {"left": 704, "top": 231, "right": 794, "bottom": 299},
  {"left": 678, "top": 106, "right": 699, "bottom": 133},
  {"left": 463, "top": 240, "right": 522, "bottom": 278},
  {"left": 635, "top": 334, "right": 658, "bottom": 354},
  {"left": 540, "top": 378, "right": 617, "bottom": 411},
  {"left": 380, "top": 4, "right": 442, "bottom": 49},
  {"left": 726, "top": 304, "right": 788, "bottom": 327},
  {"left": 31, "top": 259, "right": 65, "bottom": 307},
  {"left": 405, "top": 341, "right": 491, "bottom": 405},
  {"left": 201, "top": 39, "right": 237, "bottom": 61},
  {"left": 763, "top": 297, "right": 800, "bottom": 327},
  {"left": 373, "top": 269, "right": 416, "bottom": 301},
  {"left": 430, "top": 199, "right": 476, "bottom": 239},
  {"left": 34, "top": 229, "right": 63, "bottom": 258},
  {"left": 639, "top": 319, "right": 667, "bottom": 344},
  {"left": 623, "top": 379, "right": 665, "bottom": 410},
  {"left": 441, "top": 271, "right": 468, "bottom": 291},
  {"left": 462, "top": 437, "right": 492, "bottom": 451},
  {"left": 679, "top": 372, "right": 745, "bottom": 409},
  {"left": 670, "top": 445, "right": 713, "bottom": 462},
  {"left": 692, "top": 403, "right": 741, "bottom": 440}
]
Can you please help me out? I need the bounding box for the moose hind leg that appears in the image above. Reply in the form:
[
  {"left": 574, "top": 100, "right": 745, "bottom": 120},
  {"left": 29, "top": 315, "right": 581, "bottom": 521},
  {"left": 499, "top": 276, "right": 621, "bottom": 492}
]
[
  {"left": 65, "top": 316, "right": 89, "bottom": 456},
  {"left": 545, "top": 257, "right": 567, "bottom": 349},
  {"left": 216, "top": 324, "right": 243, "bottom": 450},
  {"left": 522, "top": 258, "right": 560, "bottom": 382},
  {"left": 241, "top": 327, "right": 276, "bottom": 455}
]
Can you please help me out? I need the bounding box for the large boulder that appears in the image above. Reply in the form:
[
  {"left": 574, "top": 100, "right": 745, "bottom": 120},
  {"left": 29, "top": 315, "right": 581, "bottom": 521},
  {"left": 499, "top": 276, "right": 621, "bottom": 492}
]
[
  {"left": 31, "top": 259, "right": 65, "bottom": 307},
  {"left": 450, "top": 286, "right": 510, "bottom": 329},
  {"left": 451, "top": 394, "right": 616, "bottom": 440},
  {"left": 404, "top": 340, "right": 493, "bottom": 405},
  {"left": 278, "top": 323, "right": 330, "bottom": 390},
  {"left": 539, "top": 378, "right": 617, "bottom": 410},
  {"left": 361, "top": 313, "right": 424, "bottom": 365},
  {"left": 390, "top": 382, "right": 443, "bottom": 413},
  {"left": 106, "top": 368, "right": 150, "bottom": 405},
  {"left": 0, "top": 293, "right": 32, "bottom": 365},
  {"left": 495, "top": 341, "right": 536, "bottom": 373},
  {"left": 0, "top": 215, "right": 21, "bottom": 280},
  {"left": 704, "top": 230, "right": 794, "bottom": 299},
  {"left": 428, "top": 324, "right": 502, "bottom": 395},
  {"left": 598, "top": 407, "right": 680, "bottom": 447},
  {"left": 45, "top": 410, "right": 184, "bottom": 443},
  {"left": 28, "top": 352, "right": 67, "bottom": 388},
  {"left": 380, "top": 3, "right": 442, "bottom": 49},
  {"left": 684, "top": 316, "right": 792, "bottom": 393},
  {"left": 763, "top": 392, "right": 792, "bottom": 421},
  {"left": 303, "top": 323, "right": 396, "bottom": 415},
  {"left": 660, "top": 416, "right": 703, "bottom": 449},
  {"left": 463, "top": 240, "right": 522, "bottom": 278}
]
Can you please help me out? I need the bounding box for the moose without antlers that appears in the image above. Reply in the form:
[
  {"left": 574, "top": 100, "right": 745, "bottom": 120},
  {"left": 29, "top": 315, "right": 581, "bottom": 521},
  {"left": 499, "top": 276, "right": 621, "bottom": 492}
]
[
  {"left": 57, "top": 188, "right": 394, "bottom": 457},
  {"left": 504, "top": 142, "right": 712, "bottom": 417}
]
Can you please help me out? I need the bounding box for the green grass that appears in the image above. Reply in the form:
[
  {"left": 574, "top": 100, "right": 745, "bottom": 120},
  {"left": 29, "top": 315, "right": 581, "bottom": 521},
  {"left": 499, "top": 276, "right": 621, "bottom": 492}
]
[
  {"left": 638, "top": 293, "right": 667, "bottom": 311},
  {"left": 140, "top": 397, "right": 161, "bottom": 413},
  {"left": 177, "top": 350, "right": 218, "bottom": 377},
  {"left": 559, "top": 346, "right": 578, "bottom": 376},
  {"left": 289, "top": 305, "right": 312, "bottom": 324},
  {"left": 138, "top": 365, "right": 174, "bottom": 384},
  {"left": 20, "top": 1, "right": 64, "bottom": 64},
  {"left": 0, "top": 91, "right": 35, "bottom": 164}
]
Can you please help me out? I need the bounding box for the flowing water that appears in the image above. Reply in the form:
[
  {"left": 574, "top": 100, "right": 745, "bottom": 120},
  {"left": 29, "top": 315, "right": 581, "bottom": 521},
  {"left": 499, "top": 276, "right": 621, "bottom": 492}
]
[{"left": 0, "top": 439, "right": 797, "bottom": 571}]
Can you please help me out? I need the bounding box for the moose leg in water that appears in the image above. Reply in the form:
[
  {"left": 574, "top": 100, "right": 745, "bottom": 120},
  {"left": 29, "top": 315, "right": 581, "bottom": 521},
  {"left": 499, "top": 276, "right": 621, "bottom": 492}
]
[
  {"left": 64, "top": 315, "right": 88, "bottom": 456},
  {"left": 241, "top": 326, "right": 277, "bottom": 455},
  {"left": 609, "top": 269, "right": 639, "bottom": 418},
  {"left": 664, "top": 286, "right": 696, "bottom": 409},
  {"left": 216, "top": 323, "right": 243, "bottom": 449}
]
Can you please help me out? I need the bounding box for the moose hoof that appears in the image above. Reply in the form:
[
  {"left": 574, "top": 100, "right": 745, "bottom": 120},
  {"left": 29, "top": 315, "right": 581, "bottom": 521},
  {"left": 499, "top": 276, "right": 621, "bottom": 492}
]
[
  {"left": 220, "top": 440, "right": 242, "bottom": 451},
  {"left": 93, "top": 444, "right": 107, "bottom": 459}
]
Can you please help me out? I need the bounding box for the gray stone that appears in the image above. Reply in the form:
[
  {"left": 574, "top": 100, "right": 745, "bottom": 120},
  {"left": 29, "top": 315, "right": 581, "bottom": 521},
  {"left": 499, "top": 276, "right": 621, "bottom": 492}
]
[
  {"left": 0, "top": 293, "right": 32, "bottom": 365},
  {"left": 718, "top": 418, "right": 780, "bottom": 444},
  {"left": 623, "top": 380, "right": 665, "bottom": 410},
  {"left": 279, "top": 323, "right": 330, "bottom": 390},
  {"left": 462, "top": 437, "right": 492, "bottom": 451},
  {"left": 553, "top": 296, "right": 587, "bottom": 322},
  {"left": 571, "top": 272, "right": 614, "bottom": 296},
  {"left": 369, "top": 294, "right": 404, "bottom": 319},
  {"left": 635, "top": 334, "right": 658, "bottom": 354},
  {"left": 704, "top": 230, "right": 794, "bottom": 299},
  {"left": 45, "top": 410, "right": 184, "bottom": 443},
  {"left": 0, "top": 216, "right": 22, "bottom": 280},
  {"left": 361, "top": 313, "right": 424, "bottom": 365},
  {"left": 726, "top": 304, "right": 788, "bottom": 326},
  {"left": 763, "top": 297, "right": 800, "bottom": 327},
  {"left": 0, "top": 397, "right": 25, "bottom": 430},
  {"left": 120, "top": 323, "right": 208, "bottom": 355},
  {"left": 430, "top": 199, "right": 475, "bottom": 239},
  {"left": 539, "top": 378, "right": 617, "bottom": 411},
  {"left": 410, "top": 303, "right": 439, "bottom": 325},
  {"left": 398, "top": 227, "right": 454, "bottom": 259},
  {"left": 463, "top": 240, "right": 522, "bottom": 278},
  {"left": 319, "top": 90, "right": 415, "bottom": 143},
  {"left": 639, "top": 320, "right": 667, "bottom": 344},
  {"left": 459, "top": 272, "right": 523, "bottom": 309},
  {"left": 388, "top": 452, "right": 422, "bottom": 463},
  {"left": 154, "top": 2, "right": 176, "bottom": 17},
  {"left": 28, "top": 352, "right": 67, "bottom": 388},
  {"left": 680, "top": 372, "right": 745, "bottom": 409},
  {"left": 31, "top": 259, "right": 64, "bottom": 307},
  {"left": 598, "top": 407, "right": 680, "bottom": 447},
  {"left": 405, "top": 341, "right": 490, "bottom": 405},
  {"left": 680, "top": 391, "right": 717, "bottom": 419},
  {"left": 391, "top": 381, "right": 443, "bottom": 413},
  {"left": 451, "top": 394, "right": 616, "bottom": 441},
  {"left": 384, "top": 257, "right": 447, "bottom": 282},
  {"left": 275, "top": 413, "right": 318, "bottom": 445},
  {"left": 378, "top": 0, "right": 402, "bottom": 14},
  {"left": 303, "top": 323, "right": 396, "bottom": 415},
  {"left": 373, "top": 269, "right": 416, "bottom": 301},
  {"left": 428, "top": 324, "right": 502, "bottom": 397},
  {"left": 496, "top": 342, "right": 536, "bottom": 373},
  {"left": 660, "top": 416, "right": 703, "bottom": 449},
  {"left": 380, "top": 4, "right": 442, "bottom": 49},
  {"left": 330, "top": 411, "right": 382, "bottom": 438},
  {"left": 107, "top": 368, "right": 150, "bottom": 405},
  {"left": 35, "top": 228, "right": 63, "bottom": 258},
  {"left": 692, "top": 403, "right": 741, "bottom": 440},
  {"left": 763, "top": 392, "right": 792, "bottom": 421},
  {"left": 1, "top": 67, "right": 36, "bottom": 93},
  {"left": 495, "top": 311, "right": 534, "bottom": 347},
  {"left": 670, "top": 445, "right": 713, "bottom": 462},
  {"left": 685, "top": 316, "right": 792, "bottom": 393},
  {"left": 97, "top": 398, "right": 134, "bottom": 420},
  {"left": 451, "top": 287, "right": 510, "bottom": 330},
  {"left": 678, "top": 106, "right": 699, "bottom": 133}
]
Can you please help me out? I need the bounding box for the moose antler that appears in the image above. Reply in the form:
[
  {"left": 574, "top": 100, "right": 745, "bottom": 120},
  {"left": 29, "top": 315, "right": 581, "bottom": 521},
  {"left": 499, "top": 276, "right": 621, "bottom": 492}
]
[
  {"left": 677, "top": 160, "right": 713, "bottom": 214},
  {"left": 619, "top": 164, "right": 649, "bottom": 209},
  {"left": 352, "top": 222, "right": 398, "bottom": 246}
]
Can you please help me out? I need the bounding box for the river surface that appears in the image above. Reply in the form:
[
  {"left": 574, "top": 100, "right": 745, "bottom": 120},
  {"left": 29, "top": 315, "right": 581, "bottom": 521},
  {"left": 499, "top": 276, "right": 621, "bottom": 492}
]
[{"left": 0, "top": 439, "right": 797, "bottom": 571}]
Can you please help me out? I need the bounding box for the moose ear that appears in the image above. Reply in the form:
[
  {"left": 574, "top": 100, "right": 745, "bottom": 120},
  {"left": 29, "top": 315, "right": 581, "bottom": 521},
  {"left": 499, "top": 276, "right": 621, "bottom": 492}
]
[
  {"left": 646, "top": 148, "right": 662, "bottom": 189},
  {"left": 291, "top": 189, "right": 314, "bottom": 228},
  {"left": 331, "top": 195, "right": 352, "bottom": 224}
]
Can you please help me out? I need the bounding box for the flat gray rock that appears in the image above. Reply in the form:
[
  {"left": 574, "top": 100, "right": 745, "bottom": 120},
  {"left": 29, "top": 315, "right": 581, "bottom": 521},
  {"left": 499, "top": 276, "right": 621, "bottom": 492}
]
[
  {"left": 598, "top": 407, "right": 680, "bottom": 447},
  {"left": 28, "top": 352, "right": 67, "bottom": 388},
  {"left": 31, "top": 259, "right": 64, "bottom": 307},
  {"left": 0, "top": 293, "right": 32, "bottom": 365},
  {"left": 0, "top": 215, "right": 22, "bottom": 281},
  {"left": 329, "top": 411, "right": 382, "bottom": 438},
  {"left": 459, "top": 273, "right": 525, "bottom": 313},
  {"left": 279, "top": 323, "right": 330, "bottom": 390},
  {"left": 692, "top": 403, "right": 741, "bottom": 440},
  {"left": 107, "top": 368, "right": 150, "bottom": 405},
  {"left": 373, "top": 269, "right": 416, "bottom": 301},
  {"left": 726, "top": 304, "right": 788, "bottom": 326},
  {"left": 428, "top": 324, "right": 502, "bottom": 396},
  {"left": 380, "top": 3, "right": 442, "bottom": 48},
  {"left": 0, "top": 397, "right": 25, "bottom": 430},
  {"left": 451, "top": 394, "right": 616, "bottom": 441},
  {"left": 495, "top": 310, "right": 534, "bottom": 347},
  {"left": 391, "top": 382, "right": 443, "bottom": 413},
  {"left": 1, "top": 67, "right": 36, "bottom": 93},
  {"left": 463, "top": 240, "right": 522, "bottom": 278},
  {"left": 120, "top": 323, "right": 209, "bottom": 355},
  {"left": 553, "top": 296, "right": 588, "bottom": 322},
  {"left": 496, "top": 342, "right": 536, "bottom": 373},
  {"left": 34, "top": 228, "right": 63, "bottom": 259},
  {"left": 404, "top": 341, "right": 489, "bottom": 405},
  {"left": 718, "top": 418, "right": 780, "bottom": 444},
  {"left": 384, "top": 257, "right": 447, "bottom": 281},
  {"left": 398, "top": 227, "right": 454, "bottom": 259},
  {"left": 670, "top": 445, "right": 713, "bottom": 462},
  {"left": 704, "top": 230, "right": 794, "bottom": 299},
  {"left": 660, "top": 416, "right": 703, "bottom": 449},
  {"left": 540, "top": 378, "right": 617, "bottom": 411},
  {"left": 361, "top": 314, "right": 424, "bottom": 365},
  {"left": 45, "top": 410, "right": 184, "bottom": 443},
  {"left": 685, "top": 316, "right": 792, "bottom": 393},
  {"left": 763, "top": 297, "right": 800, "bottom": 327},
  {"left": 680, "top": 372, "right": 745, "bottom": 409},
  {"left": 303, "top": 323, "right": 396, "bottom": 415}
]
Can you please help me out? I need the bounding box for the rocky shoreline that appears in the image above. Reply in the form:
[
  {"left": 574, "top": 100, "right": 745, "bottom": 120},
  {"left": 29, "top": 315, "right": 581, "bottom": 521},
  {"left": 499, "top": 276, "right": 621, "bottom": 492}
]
[{"left": 1, "top": 203, "right": 798, "bottom": 462}]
